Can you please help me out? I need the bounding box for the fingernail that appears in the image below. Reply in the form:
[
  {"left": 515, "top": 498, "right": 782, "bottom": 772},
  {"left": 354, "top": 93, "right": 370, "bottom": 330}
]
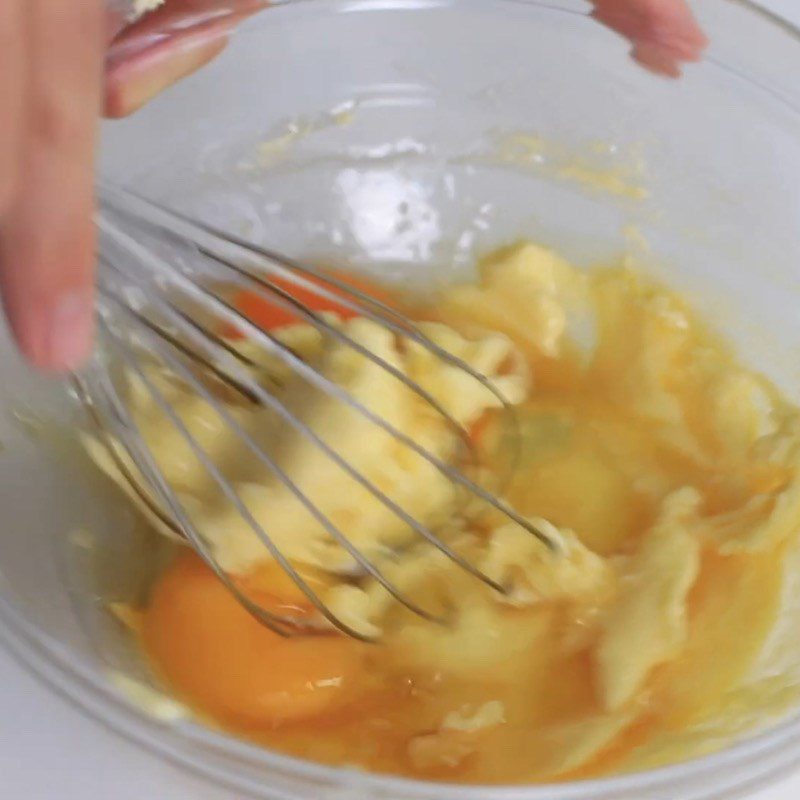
[{"left": 47, "top": 291, "right": 95, "bottom": 370}]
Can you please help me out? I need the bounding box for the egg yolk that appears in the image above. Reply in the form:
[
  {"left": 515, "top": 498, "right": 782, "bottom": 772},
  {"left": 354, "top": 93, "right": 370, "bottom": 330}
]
[
  {"left": 224, "top": 271, "right": 390, "bottom": 335},
  {"left": 142, "top": 551, "right": 365, "bottom": 727}
]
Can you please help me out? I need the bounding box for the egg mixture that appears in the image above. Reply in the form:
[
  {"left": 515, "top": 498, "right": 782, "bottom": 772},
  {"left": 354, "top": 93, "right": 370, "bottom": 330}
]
[{"left": 86, "top": 242, "right": 798, "bottom": 783}]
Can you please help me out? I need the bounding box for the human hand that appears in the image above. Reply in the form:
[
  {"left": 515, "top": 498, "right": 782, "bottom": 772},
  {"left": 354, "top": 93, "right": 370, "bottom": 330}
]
[
  {"left": 0, "top": 0, "right": 265, "bottom": 374},
  {"left": 0, "top": 0, "right": 706, "bottom": 374},
  {"left": 104, "top": 1, "right": 267, "bottom": 118},
  {"left": 103, "top": 0, "right": 707, "bottom": 118},
  {"left": 592, "top": 0, "right": 708, "bottom": 77},
  {"left": 0, "top": 1, "right": 106, "bottom": 372}
]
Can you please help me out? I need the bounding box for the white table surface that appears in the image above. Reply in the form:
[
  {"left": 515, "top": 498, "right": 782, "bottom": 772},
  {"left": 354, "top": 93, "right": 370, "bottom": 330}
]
[{"left": 2, "top": 2, "right": 799, "bottom": 798}]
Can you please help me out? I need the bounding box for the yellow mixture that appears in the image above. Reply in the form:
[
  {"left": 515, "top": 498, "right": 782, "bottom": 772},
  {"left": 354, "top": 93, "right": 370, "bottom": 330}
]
[{"left": 88, "top": 242, "right": 798, "bottom": 783}]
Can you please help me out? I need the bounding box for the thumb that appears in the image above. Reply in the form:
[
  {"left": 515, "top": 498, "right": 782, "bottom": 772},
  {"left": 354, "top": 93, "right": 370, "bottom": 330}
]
[
  {"left": 591, "top": 0, "right": 709, "bottom": 77},
  {"left": 104, "top": 1, "right": 267, "bottom": 118}
]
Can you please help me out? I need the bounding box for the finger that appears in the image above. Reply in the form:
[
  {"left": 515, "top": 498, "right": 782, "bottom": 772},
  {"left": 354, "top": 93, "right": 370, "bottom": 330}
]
[
  {"left": 105, "top": 4, "right": 130, "bottom": 42},
  {"left": 104, "top": 0, "right": 267, "bottom": 118},
  {"left": 592, "top": 0, "right": 708, "bottom": 76},
  {"left": 0, "top": 0, "right": 25, "bottom": 213},
  {"left": 632, "top": 41, "right": 683, "bottom": 78},
  {"left": 105, "top": 29, "right": 229, "bottom": 118},
  {"left": 0, "top": 0, "right": 105, "bottom": 371}
]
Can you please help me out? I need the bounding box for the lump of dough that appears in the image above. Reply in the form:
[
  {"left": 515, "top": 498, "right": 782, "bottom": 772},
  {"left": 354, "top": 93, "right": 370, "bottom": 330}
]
[
  {"left": 406, "top": 701, "right": 507, "bottom": 772},
  {"left": 481, "top": 518, "right": 614, "bottom": 607},
  {"left": 596, "top": 487, "right": 702, "bottom": 711},
  {"left": 539, "top": 707, "right": 638, "bottom": 777},
  {"left": 709, "top": 371, "right": 777, "bottom": 458},
  {"left": 591, "top": 271, "right": 694, "bottom": 431},
  {"left": 436, "top": 242, "right": 591, "bottom": 360},
  {"left": 205, "top": 318, "right": 528, "bottom": 573},
  {"left": 327, "top": 514, "right": 612, "bottom": 653},
  {"left": 407, "top": 731, "right": 475, "bottom": 771},
  {"left": 329, "top": 535, "right": 557, "bottom": 670},
  {"left": 442, "top": 700, "right": 506, "bottom": 732},
  {"left": 703, "top": 418, "right": 800, "bottom": 555}
]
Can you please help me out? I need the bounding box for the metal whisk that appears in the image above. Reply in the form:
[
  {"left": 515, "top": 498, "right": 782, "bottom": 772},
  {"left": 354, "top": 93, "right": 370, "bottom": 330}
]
[{"left": 76, "top": 183, "right": 557, "bottom": 641}]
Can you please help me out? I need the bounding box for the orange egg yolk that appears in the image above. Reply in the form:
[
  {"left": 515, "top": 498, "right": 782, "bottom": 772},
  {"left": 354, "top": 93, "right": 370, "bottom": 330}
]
[
  {"left": 224, "top": 271, "right": 390, "bottom": 336},
  {"left": 142, "top": 551, "right": 365, "bottom": 728}
]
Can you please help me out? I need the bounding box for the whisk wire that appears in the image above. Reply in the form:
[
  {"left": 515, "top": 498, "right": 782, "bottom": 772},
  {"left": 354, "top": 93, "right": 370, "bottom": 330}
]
[
  {"left": 100, "top": 182, "right": 517, "bottom": 411},
  {"left": 100, "top": 289, "right": 447, "bottom": 630},
  {"left": 74, "top": 376, "right": 183, "bottom": 537},
  {"left": 198, "top": 247, "right": 473, "bottom": 446},
  {"left": 85, "top": 185, "right": 561, "bottom": 639},
  {"left": 97, "top": 212, "right": 554, "bottom": 552},
  {"left": 98, "top": 270, "right": 509, "bottom": 599},
  {"left": 97, "top": 316, "right": 373, "bottom": 640},
  {"left": 101, "top": 185, "right": 527, "bottom": 490},
  {"left": 78, "top": 363, "right": 300, "bottom": 638}
]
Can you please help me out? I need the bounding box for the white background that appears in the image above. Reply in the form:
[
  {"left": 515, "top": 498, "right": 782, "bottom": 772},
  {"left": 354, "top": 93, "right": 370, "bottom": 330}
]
[{"left": 1, "top": 1, "right": 799, "bottom": 797}]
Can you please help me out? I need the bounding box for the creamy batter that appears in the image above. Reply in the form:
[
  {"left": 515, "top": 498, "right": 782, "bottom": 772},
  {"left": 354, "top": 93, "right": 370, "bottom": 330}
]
[{"left": 89, "top": 242, "right": 797, "bottom": 782}]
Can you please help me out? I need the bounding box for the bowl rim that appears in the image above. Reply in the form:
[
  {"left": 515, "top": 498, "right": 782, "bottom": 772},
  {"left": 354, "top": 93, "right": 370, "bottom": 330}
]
[{"left": 6, "top": 0, "right": 800, "bottom": 797}]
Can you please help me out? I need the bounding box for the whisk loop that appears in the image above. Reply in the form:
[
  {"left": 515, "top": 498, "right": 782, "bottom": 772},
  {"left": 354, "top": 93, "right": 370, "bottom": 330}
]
[{"left": 79, "top": 184, "right": 559, "bottom": 640}]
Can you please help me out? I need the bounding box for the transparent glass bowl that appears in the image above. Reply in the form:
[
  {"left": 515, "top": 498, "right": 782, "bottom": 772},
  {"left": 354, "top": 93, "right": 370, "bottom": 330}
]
[{"left": 3, "top": 1, "right": 800, "bottom": 798}]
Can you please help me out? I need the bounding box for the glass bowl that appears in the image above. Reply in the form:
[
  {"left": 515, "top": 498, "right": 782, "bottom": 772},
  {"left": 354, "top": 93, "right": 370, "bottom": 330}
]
[{"left": 3, "top": 1, "right": 800, "bottom": 798}]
